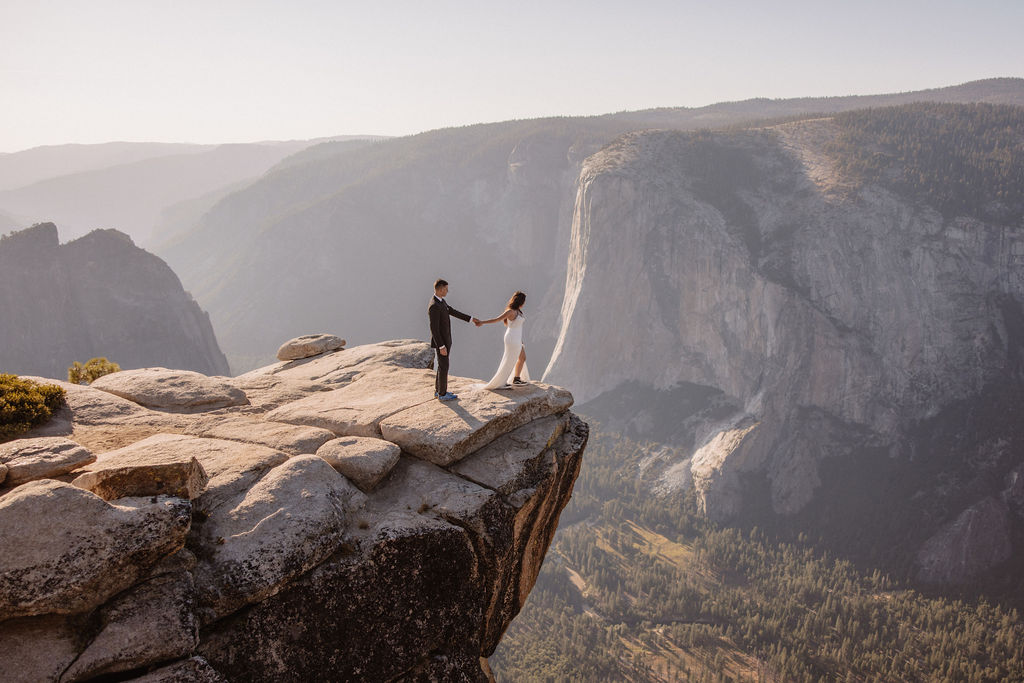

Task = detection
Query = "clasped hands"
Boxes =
[472,317,483,327]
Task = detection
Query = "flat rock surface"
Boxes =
[72,434,210,500]
[380,379,574,466]
[223,374,327,411]
[0,480,191,620]
[90,368,249,411]
[266,367,436,437]
[316,436,401,492]
[191,455,366,622]
[276,334,346,361]
[0,437,95,487]
[185,415,336,456]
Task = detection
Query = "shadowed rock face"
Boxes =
[0,223,229,378]
[0,338,587,682]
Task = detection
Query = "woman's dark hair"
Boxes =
[508,291,526,311]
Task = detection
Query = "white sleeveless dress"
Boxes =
[482,312,531,389]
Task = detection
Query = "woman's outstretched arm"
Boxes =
[475,309,514,326]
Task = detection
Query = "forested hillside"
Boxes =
[491,424,1024,682]
[827,102,1024,223]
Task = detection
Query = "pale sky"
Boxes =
[2,0,1022,153]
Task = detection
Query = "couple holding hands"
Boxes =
[428,278,530,401]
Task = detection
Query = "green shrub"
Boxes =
[68,357,120,385]
[0,374,67,442]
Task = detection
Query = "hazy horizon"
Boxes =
[3,0,1023,154]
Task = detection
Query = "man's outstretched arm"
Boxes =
[447,305,473,323]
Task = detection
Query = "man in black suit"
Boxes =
[428,278,477,401]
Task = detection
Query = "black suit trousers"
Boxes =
[435,347,450,396]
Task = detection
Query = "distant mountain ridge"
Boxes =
[0,141,209,192]
[0,136,383,245]
[606,77,1024,127]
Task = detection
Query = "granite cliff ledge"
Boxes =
[0,338,588,682]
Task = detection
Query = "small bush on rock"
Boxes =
[68,357,121,385]
[0,374,66,442]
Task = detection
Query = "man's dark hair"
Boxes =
[434,278,448,290]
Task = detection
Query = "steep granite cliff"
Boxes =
[543,112,1024,584]
[0,338,587,681]
[0,223,229,378]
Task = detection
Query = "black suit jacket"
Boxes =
[428,296,471,350]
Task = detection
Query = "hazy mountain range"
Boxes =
[0,136,382,245]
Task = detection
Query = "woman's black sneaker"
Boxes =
[513,377,527,385]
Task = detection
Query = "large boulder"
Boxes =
[71,434,210,500]
[0,437,95,487]
[0,481,191,620]
[185,436,291,515]
[90,368,249,411]
[190,455,366,623]
[315,436,401,492]
[275,334,345,361]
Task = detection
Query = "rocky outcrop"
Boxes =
[914,496,1012,585]
[0,437,95,486]
[90,368,248,411]
[0,481,191,620]
[0,223,229,378]
[0,338,586,681]
[275,334,345,361]
[71,435,210,500]
[315,436,401,491]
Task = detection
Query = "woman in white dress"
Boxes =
[476,291,530,390]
